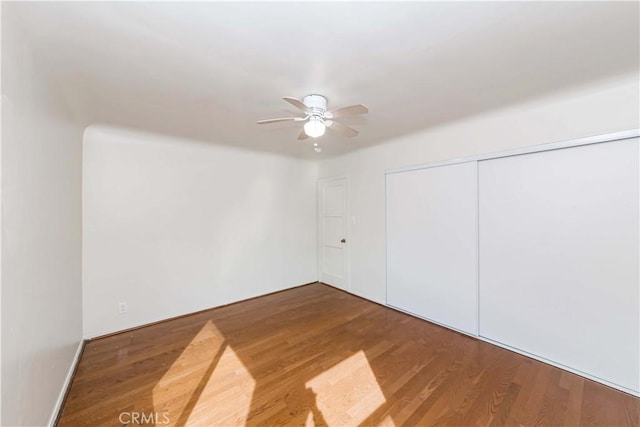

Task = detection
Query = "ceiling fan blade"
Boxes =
[257,117,305,124]
[326,120,359,138]
[282,96,310,113]
[326,104,368,119]
[297,129,309,140]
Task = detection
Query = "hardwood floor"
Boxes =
[58,283,639,426]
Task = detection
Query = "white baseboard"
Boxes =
[48,340,85,426]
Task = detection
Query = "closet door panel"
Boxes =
[478,138,639,393]
[387,162,478,335]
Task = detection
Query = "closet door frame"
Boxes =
[386,130,639,176]
[384,129,640,397]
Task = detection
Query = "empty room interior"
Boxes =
[2,1,640,426]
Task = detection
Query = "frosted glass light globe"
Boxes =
[304,117,326,138]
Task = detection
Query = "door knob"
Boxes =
[341,238,346,243]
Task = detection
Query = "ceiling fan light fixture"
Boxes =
[257,94,367,144]
[304,116,326,138]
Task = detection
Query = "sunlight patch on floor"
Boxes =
[184,344,255,425]
[152,321,255,426]
[305,411,314,427]
[378,415,397,426]
[305,350,389,426]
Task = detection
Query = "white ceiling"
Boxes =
[8,1,639,158]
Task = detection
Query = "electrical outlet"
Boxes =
[118,301,127,314]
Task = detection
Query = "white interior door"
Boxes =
[318,178,348,290]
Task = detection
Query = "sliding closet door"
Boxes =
[479,138,639,393]
[387,162,477,335]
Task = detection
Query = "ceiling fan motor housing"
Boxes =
[303,94,328,116]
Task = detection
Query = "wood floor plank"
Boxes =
[57,283,639,426]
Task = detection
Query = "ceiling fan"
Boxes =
[257,95,368,150]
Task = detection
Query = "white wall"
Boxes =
[319,75,640,303]
[83,126,318,338]
[1,5,4,423]
[1,8,83,426]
